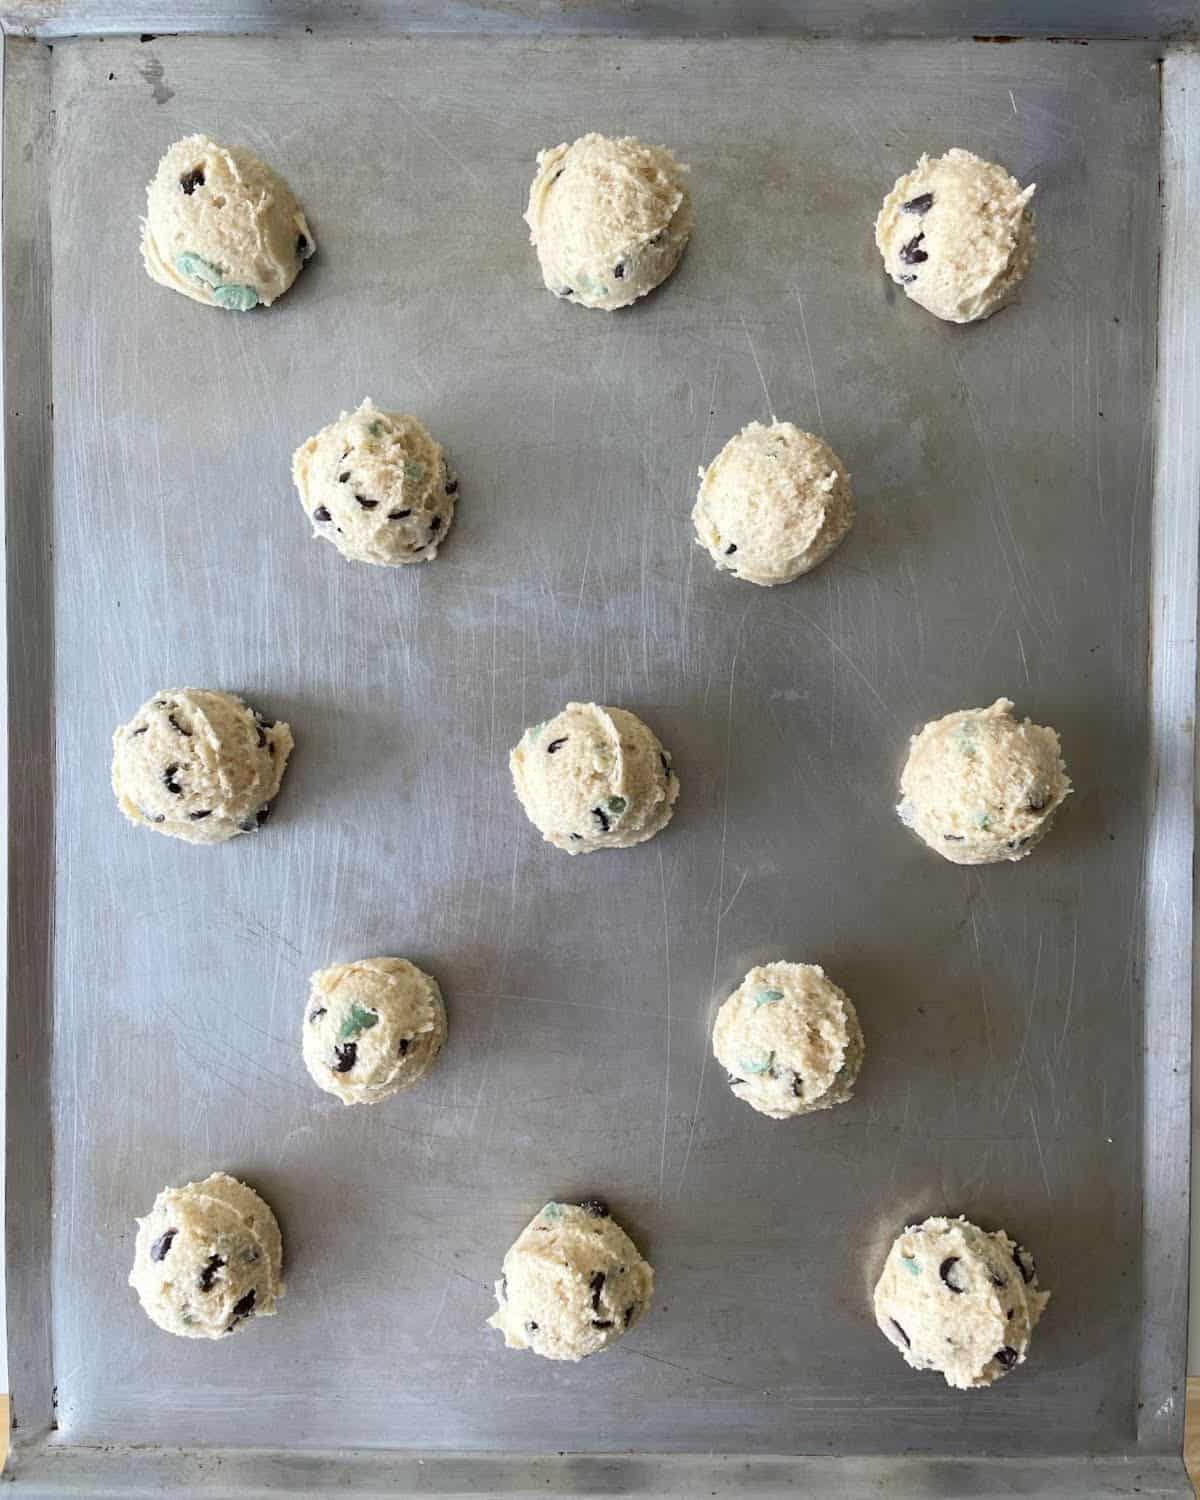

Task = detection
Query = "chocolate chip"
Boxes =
[132,726,147,736]
[660,752,672,776]
[590,1270,606,1311]
[592,806,611,834]
[547,737,568,754]
[314,506,332,523]
[570,832,583,841]
[429,515,442,532]
[1006,1307,1014,1319]
[791,1072,804,1097]
[727,1073,745,1086]
[162,764,183,795]
[1006,836,1031,850]
[889,1318,911,1348]
[613,262,625,279]
[308,1006,327,1023]
[555,287,573,298]
[990,1271,1008,1288]
[355,495,379,510]
[226,1288,256,1331]
[398,1037,410,1057]
[1012,1245,1036,1284]
[197,1254,225,1293]
[899,233,928,265]
[899,273,917,284]
[901,192,934,215]
[994,1346,1018,1369]
[551,168,565,184]
[500,1274,508,1300]
[179,166,205,194]
[188,809,212,821]
[150,1228,177,1262]
[332,1042,357,1073]
[591,1319,613,1329]
[445,478,459,495]
[256,724,268,749]
[724,542,738,555]
[338,471,351,484]
[255,804,271,826]
[1027,796,1047,813]
[525,1320,539,1332]
[167,713,190,736]
[939,1256,965,1294]
[578,1199,609,1218]
[943,833,965,842]
[388,508,412,519]
[296,232,309,256]
[624,1303,638,1325]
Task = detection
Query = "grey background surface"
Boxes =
[42,33,1158,1457]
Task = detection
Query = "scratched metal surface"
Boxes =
[39,32,1163,1460]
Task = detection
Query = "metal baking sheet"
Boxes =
[2,16,1193,1496]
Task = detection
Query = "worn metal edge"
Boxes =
[0,1442,1195,1497]
[1,31,54,1460]
[0,0,1198,43]
[1137,47,1199,1457]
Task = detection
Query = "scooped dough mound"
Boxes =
[487,1200,654,1361]
[302,957,447,1106]
[292,399,457,566]
[712,961,864,1119]
[873,1215,1049,1388]
[875,148,1036,324]
[510,702,678,854]
[129,1172,284,1339]
[692,421,853,585]
[897,698,1070,865]
[141,134,314,310]
[111,689,293,845]
[525,132,691,311]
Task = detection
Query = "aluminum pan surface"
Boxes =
[41,34,1160,1457]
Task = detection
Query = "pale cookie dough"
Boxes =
[693,421,853,586]
[875,148,1036,324]
[712,961,864,1120]
[510,702,678,854]
[130,1172,284,1339]
[525,133,691,311]
[874,1215,1049,1388]
[487,1200,654,1361]
[141,134,314,310]
[292,399,457,566]
[112,689,293,845]
[303,957,447,1106]
[898,698,1070,865]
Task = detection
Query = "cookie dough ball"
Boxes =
[141,134,314,311]
[112,689,293,845]
[129,1172,284,1339]
[510,702,678,854]
[487,1200,654,1361]
[874,1215,1049,1388]
[692,421,853,586]
[875,148,1036,324]
[898,698,1070,865]
[712,961,863,1120]
[303,957,447,1106]
[525,133,691,311]
[292,399,457,567]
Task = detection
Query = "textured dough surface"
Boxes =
[487,1200,654,1361]
[129,1172,284,1339]
[112,689,293,845]
[303,957,447,1105]
[898,698,1070,864]
[142,134,314,310]
[292,399,457,566]
[693,421,853,586]
[712,961,864,1119]
[525,133,691,311]
[510,702,678,854]
[875,148,1036,324]
[873,1215,1049,1388]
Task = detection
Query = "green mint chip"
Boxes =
[606,796,627,815]
[901,1256,921,1277]
[542,1202,563,1220]
[404,460,426,483]
[738,1052,775,1075]
[175,251,224,288]
[751,989,784,1007]
[338,1002,379,1040]
[212,282,258,312]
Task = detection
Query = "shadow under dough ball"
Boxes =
[111,688,293,845]
[129,1172,284,1339]
[692,420,854,585]
[525,132,691,311]
[487,1200,654,1361]
[712,960,864,1119]
[141,133,315,310]
[510,702,679,853]
[897,697,1070,864]
[292,398,458,566]
[303,957,447,1106]
[873,1215,1049,1388]
[875,147,1036,324]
